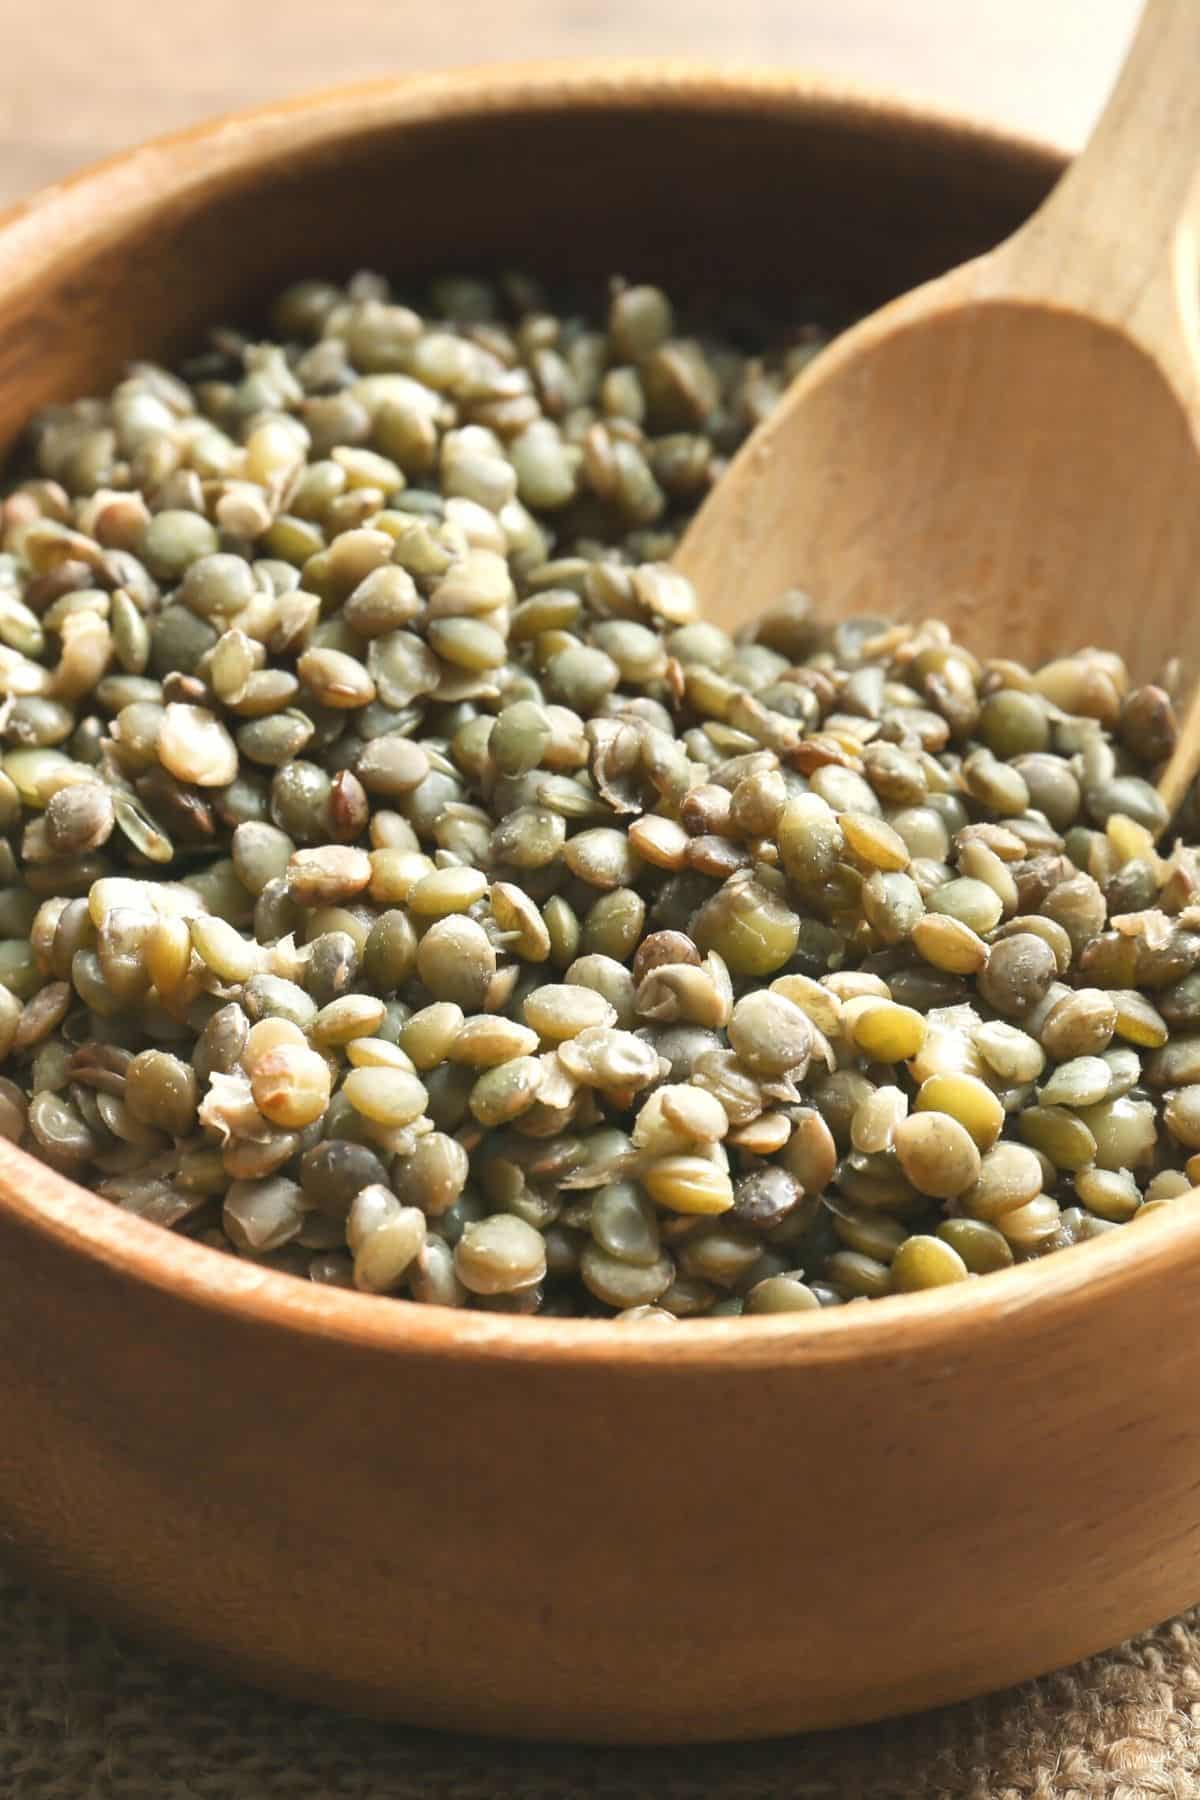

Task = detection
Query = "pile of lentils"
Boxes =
[0,268,1198,1322]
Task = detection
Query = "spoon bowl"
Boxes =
[682,298,1200,676]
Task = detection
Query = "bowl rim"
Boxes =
[5,58,1177,1372]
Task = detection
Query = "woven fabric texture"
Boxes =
[2,1568,1198,1799]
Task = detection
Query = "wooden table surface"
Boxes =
[0,0,1139,208]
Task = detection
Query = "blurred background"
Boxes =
[2,0,1139,206]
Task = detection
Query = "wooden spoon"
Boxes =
[677,0,1200,820]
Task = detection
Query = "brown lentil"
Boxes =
[0,267,1191,1323]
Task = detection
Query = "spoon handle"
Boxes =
[996,0,1200,380]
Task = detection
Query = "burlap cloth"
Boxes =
[3,1564,1198,1799]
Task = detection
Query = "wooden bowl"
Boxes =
[1,66,1195,1746]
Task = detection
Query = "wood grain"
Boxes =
[0,0,1139,206]
[1,68,1199,1742]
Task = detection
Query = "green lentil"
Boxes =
[889,1235,970,1291]
[0,267,1189,1323]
